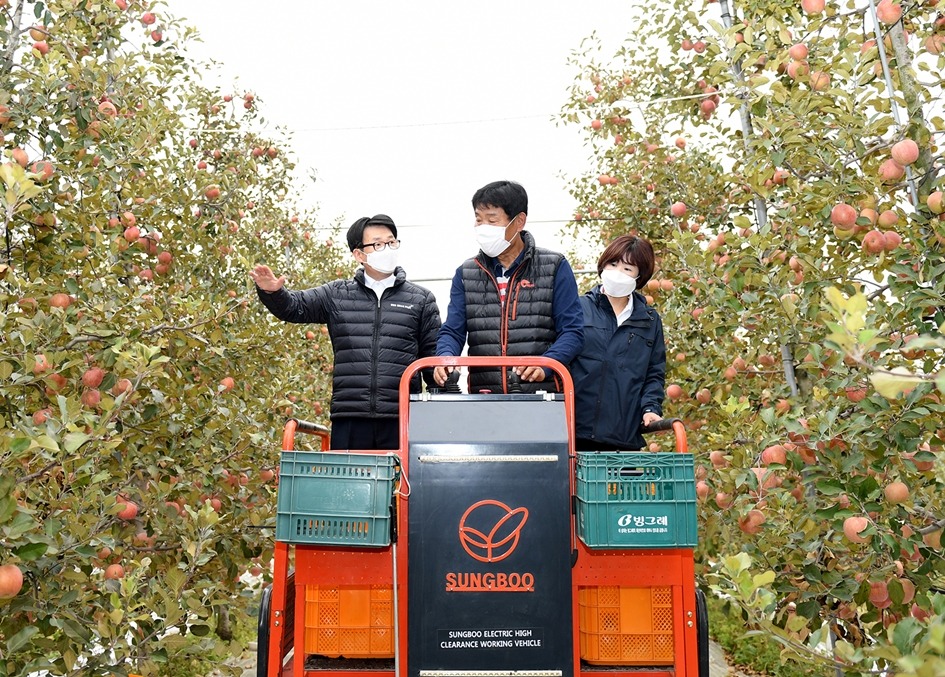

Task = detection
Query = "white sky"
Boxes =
[160,0,636,307]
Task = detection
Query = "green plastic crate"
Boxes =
[275,451,398,546]
[575,452,697,549]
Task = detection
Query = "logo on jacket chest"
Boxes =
[389,302,414,310]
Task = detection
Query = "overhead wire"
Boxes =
[190,89,724,135]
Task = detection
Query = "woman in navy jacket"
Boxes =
[571,235,666,451]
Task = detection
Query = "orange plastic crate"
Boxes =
[578,586,674,665]
[303,585,394,658]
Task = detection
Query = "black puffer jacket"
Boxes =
[256,267,441,419]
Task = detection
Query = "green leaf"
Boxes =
[796,599,820,619]
[891,617,922,655]
[0,494,15,524]
[165,567,187,595]
[13,541,48,561]
[63,432,90,453]
[753,570,776,587]
[3,511,38,539]
[32,434,60,452]
[7,625,39,653]
[189,623,211,637]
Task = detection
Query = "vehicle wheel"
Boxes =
[696,588,709,677]
[257,583,272,677]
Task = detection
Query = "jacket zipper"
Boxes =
[369,284,387,417]
[475,260,510,393]
[592,294,618,440]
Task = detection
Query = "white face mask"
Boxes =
[365,247,398,274]
[600,268,637,298]
[475,223,511,257]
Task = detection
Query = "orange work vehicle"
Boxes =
[257,356,709,677]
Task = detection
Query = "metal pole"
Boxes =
[866,0,920,207]
[719,0,798,396]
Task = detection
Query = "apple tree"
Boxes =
[563,0,945,672]
[1,1,348,674]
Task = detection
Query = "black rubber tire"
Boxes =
[696,588,710,677]
[257,583,272,677]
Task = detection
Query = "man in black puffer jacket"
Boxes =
[251,214,441,450]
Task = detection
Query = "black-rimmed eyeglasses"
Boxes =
[359,240,401,252]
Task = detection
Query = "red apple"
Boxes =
[738,509,766,534]
[830,203,857,229]
[30,160,54,182]
[878,158,904,182]
[709,450,728,468]
[891,139,919,166]
[81,389,101,408]
[876,0,902,24]
[761,444,787,465]
[111,378,133,396]
[81,367,105,389]
[884,481,910,504]
[862,229,886,254]
[788,43,809,60]
[11,147,28,167]
[883,231,902,251]
[0,564,24,599]
[845,386,868,402]
[787,60,810,79]
[801,0,825,14]
[869,580,891,608]
[104,563,125,580]
[878,209,899,227]
[116,499,138,521]
[696,480,710,500]
[927,191,943,215]
[927,35,945,55]
[49,292,72,308]
[843,515,871,544]
[809,71,830,91]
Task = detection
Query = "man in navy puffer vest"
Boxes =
[434,181,583,394]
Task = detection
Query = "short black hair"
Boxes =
[346,214,397,251]
[471,180,528,220]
